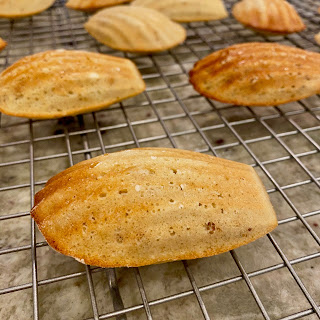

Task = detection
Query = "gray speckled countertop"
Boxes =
[1,0,320,319]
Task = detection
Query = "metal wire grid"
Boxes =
[0,0,320,319]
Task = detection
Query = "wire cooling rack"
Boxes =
[0,0,320,319]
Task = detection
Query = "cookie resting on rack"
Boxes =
[84,6,186,52]
[66,0,133,12]
[0,50,145,119]
[31,147,278,268]
[0,0,55,18]
[189,42,320,106]
[131,0,228,22]
[0,38,6,51]
[232,0,305,34]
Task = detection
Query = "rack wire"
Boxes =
[0,0,320,319]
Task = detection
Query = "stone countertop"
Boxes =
[0,0,320,319]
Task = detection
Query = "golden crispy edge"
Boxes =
[66,0,133,12]
[84,22,187,53]
[0,89,145,119]
[0,50,146,119]
[31,147,278,267]
[0,0,55,18]
[45,154,107,187]
[39,220,278,268]
[189,43,319,106]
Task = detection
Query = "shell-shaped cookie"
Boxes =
[84,6,186,52]
[0,0,55,18]
[0,50,145,119]
[131,0,228,22]
[31,147,278,268]
[66,0,133,12]
[189,42,320,106]
[0,38,6,51]
[232,0,305,34]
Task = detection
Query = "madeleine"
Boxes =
[190,42,320,106]
[0,50,145,119]
[131,0,228,22]
[0,0,55,18]
[66,0,133,12]
[85,6,186,52]
[31,148,277,268]
[232,0,305,34]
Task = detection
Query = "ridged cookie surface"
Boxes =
[189,42,320,106]
[84,6,186,52]
[131,0,228,22]
[0,0,55,18]
[0,38,6,51]
[31,148,278,268]
[232,0,305,34]
[66,0,133,12]
[0,50,145,119]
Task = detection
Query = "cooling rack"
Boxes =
[0,0,320,319]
